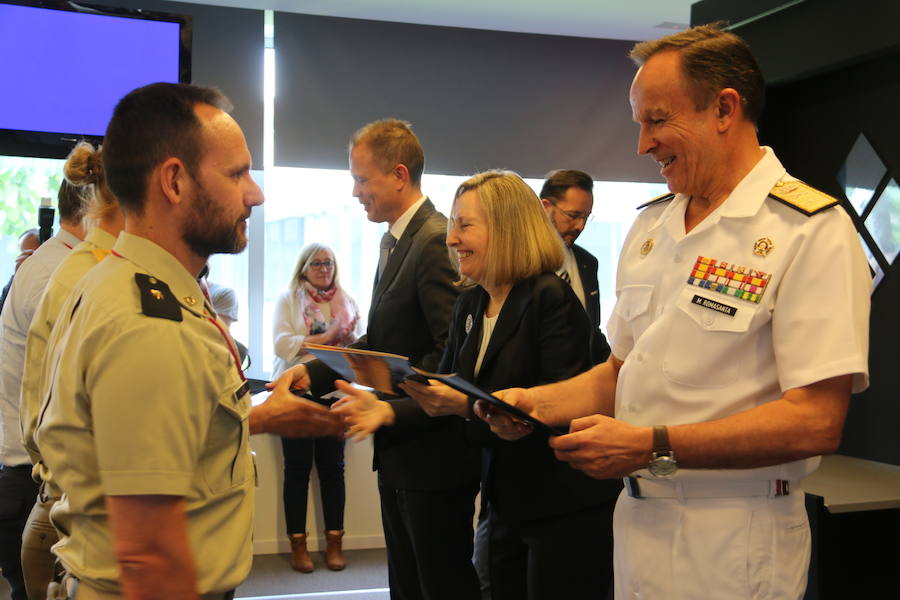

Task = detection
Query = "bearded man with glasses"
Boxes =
[540,169,611,365]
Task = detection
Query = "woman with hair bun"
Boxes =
[20,141,126,599]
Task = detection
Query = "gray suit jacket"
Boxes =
[307,199,479,490]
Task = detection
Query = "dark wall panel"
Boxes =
[274,12,662,182]
[100,0,264,163]
[693,0,900,85]
[761,51,900,465]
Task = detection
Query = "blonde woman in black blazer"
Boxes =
[335,170,617,600]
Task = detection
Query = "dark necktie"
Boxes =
[377,231,397,283]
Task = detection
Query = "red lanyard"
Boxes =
[206,311,246,382]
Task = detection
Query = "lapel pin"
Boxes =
[640,239,654,257]
[465,314,473,334]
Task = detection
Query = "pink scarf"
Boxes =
[297,281,358,347]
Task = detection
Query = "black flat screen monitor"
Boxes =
[0,1,191,158]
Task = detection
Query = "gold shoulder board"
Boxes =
[636,192,675,210]
[768,180,839,216]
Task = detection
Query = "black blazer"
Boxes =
[307,199,480,491]
[572,244,611,364]
[442,272,622,523]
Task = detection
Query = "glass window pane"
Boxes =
[847,186,876,215]
[844,133,886,215]
[261,167,383,377]
[0,155,65,284]
[257,165,669,378]
[864,178,900,265]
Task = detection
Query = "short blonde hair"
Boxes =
[349,119,425,185]
[289,243,340,294]
[451,170,565,288]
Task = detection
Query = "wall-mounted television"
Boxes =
[0,0,191,158]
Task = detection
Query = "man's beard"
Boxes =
[183,183,249,257]
[550,211,579,247]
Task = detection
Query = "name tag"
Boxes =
[234,381,250,404]
[691,294,737,317]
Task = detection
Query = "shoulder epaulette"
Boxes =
[636,192,675,210]
[767,180,839,216]
[134,273,183,322]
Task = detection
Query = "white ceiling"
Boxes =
[173,0,695,41]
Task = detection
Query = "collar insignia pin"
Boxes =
[184,296,197,306]
[640,239,654,257]
[465,314,473,334]
[753,237,774,257]
[150,289,163,301]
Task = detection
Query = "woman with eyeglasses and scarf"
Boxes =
[273,243,362,573]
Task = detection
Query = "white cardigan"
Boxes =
[271,289,363,376]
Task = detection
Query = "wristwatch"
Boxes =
[648,425,678,478]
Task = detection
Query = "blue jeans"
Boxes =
[280,436,345,533]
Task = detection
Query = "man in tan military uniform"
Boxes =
[35,83,342,600]
[19,149,123,599]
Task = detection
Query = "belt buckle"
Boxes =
[774,480,790,497]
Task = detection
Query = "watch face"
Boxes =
[649,455,677,478]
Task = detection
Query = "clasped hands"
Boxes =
[262,366,650,479]
[331,378,472,441]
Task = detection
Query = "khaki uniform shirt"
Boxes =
[21,227,118,491]
[35,232,254,594]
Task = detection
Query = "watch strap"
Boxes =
[652,425,671,456]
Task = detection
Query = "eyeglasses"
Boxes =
[548,199,593,224]
[309,260,334,270]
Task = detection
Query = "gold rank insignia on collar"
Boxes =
[636,192,675,210]
[640,238,654,257]
[91,248,112,262]
[134,273,183,322]
[768,180,839,216]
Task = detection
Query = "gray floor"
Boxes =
[236,549,389,600]
[0,549,389,600]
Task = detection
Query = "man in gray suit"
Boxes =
[299,119,481,600]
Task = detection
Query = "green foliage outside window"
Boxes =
[0,157,64,241]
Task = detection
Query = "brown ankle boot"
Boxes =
[324,530,346,571]
[290,533,314,573]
